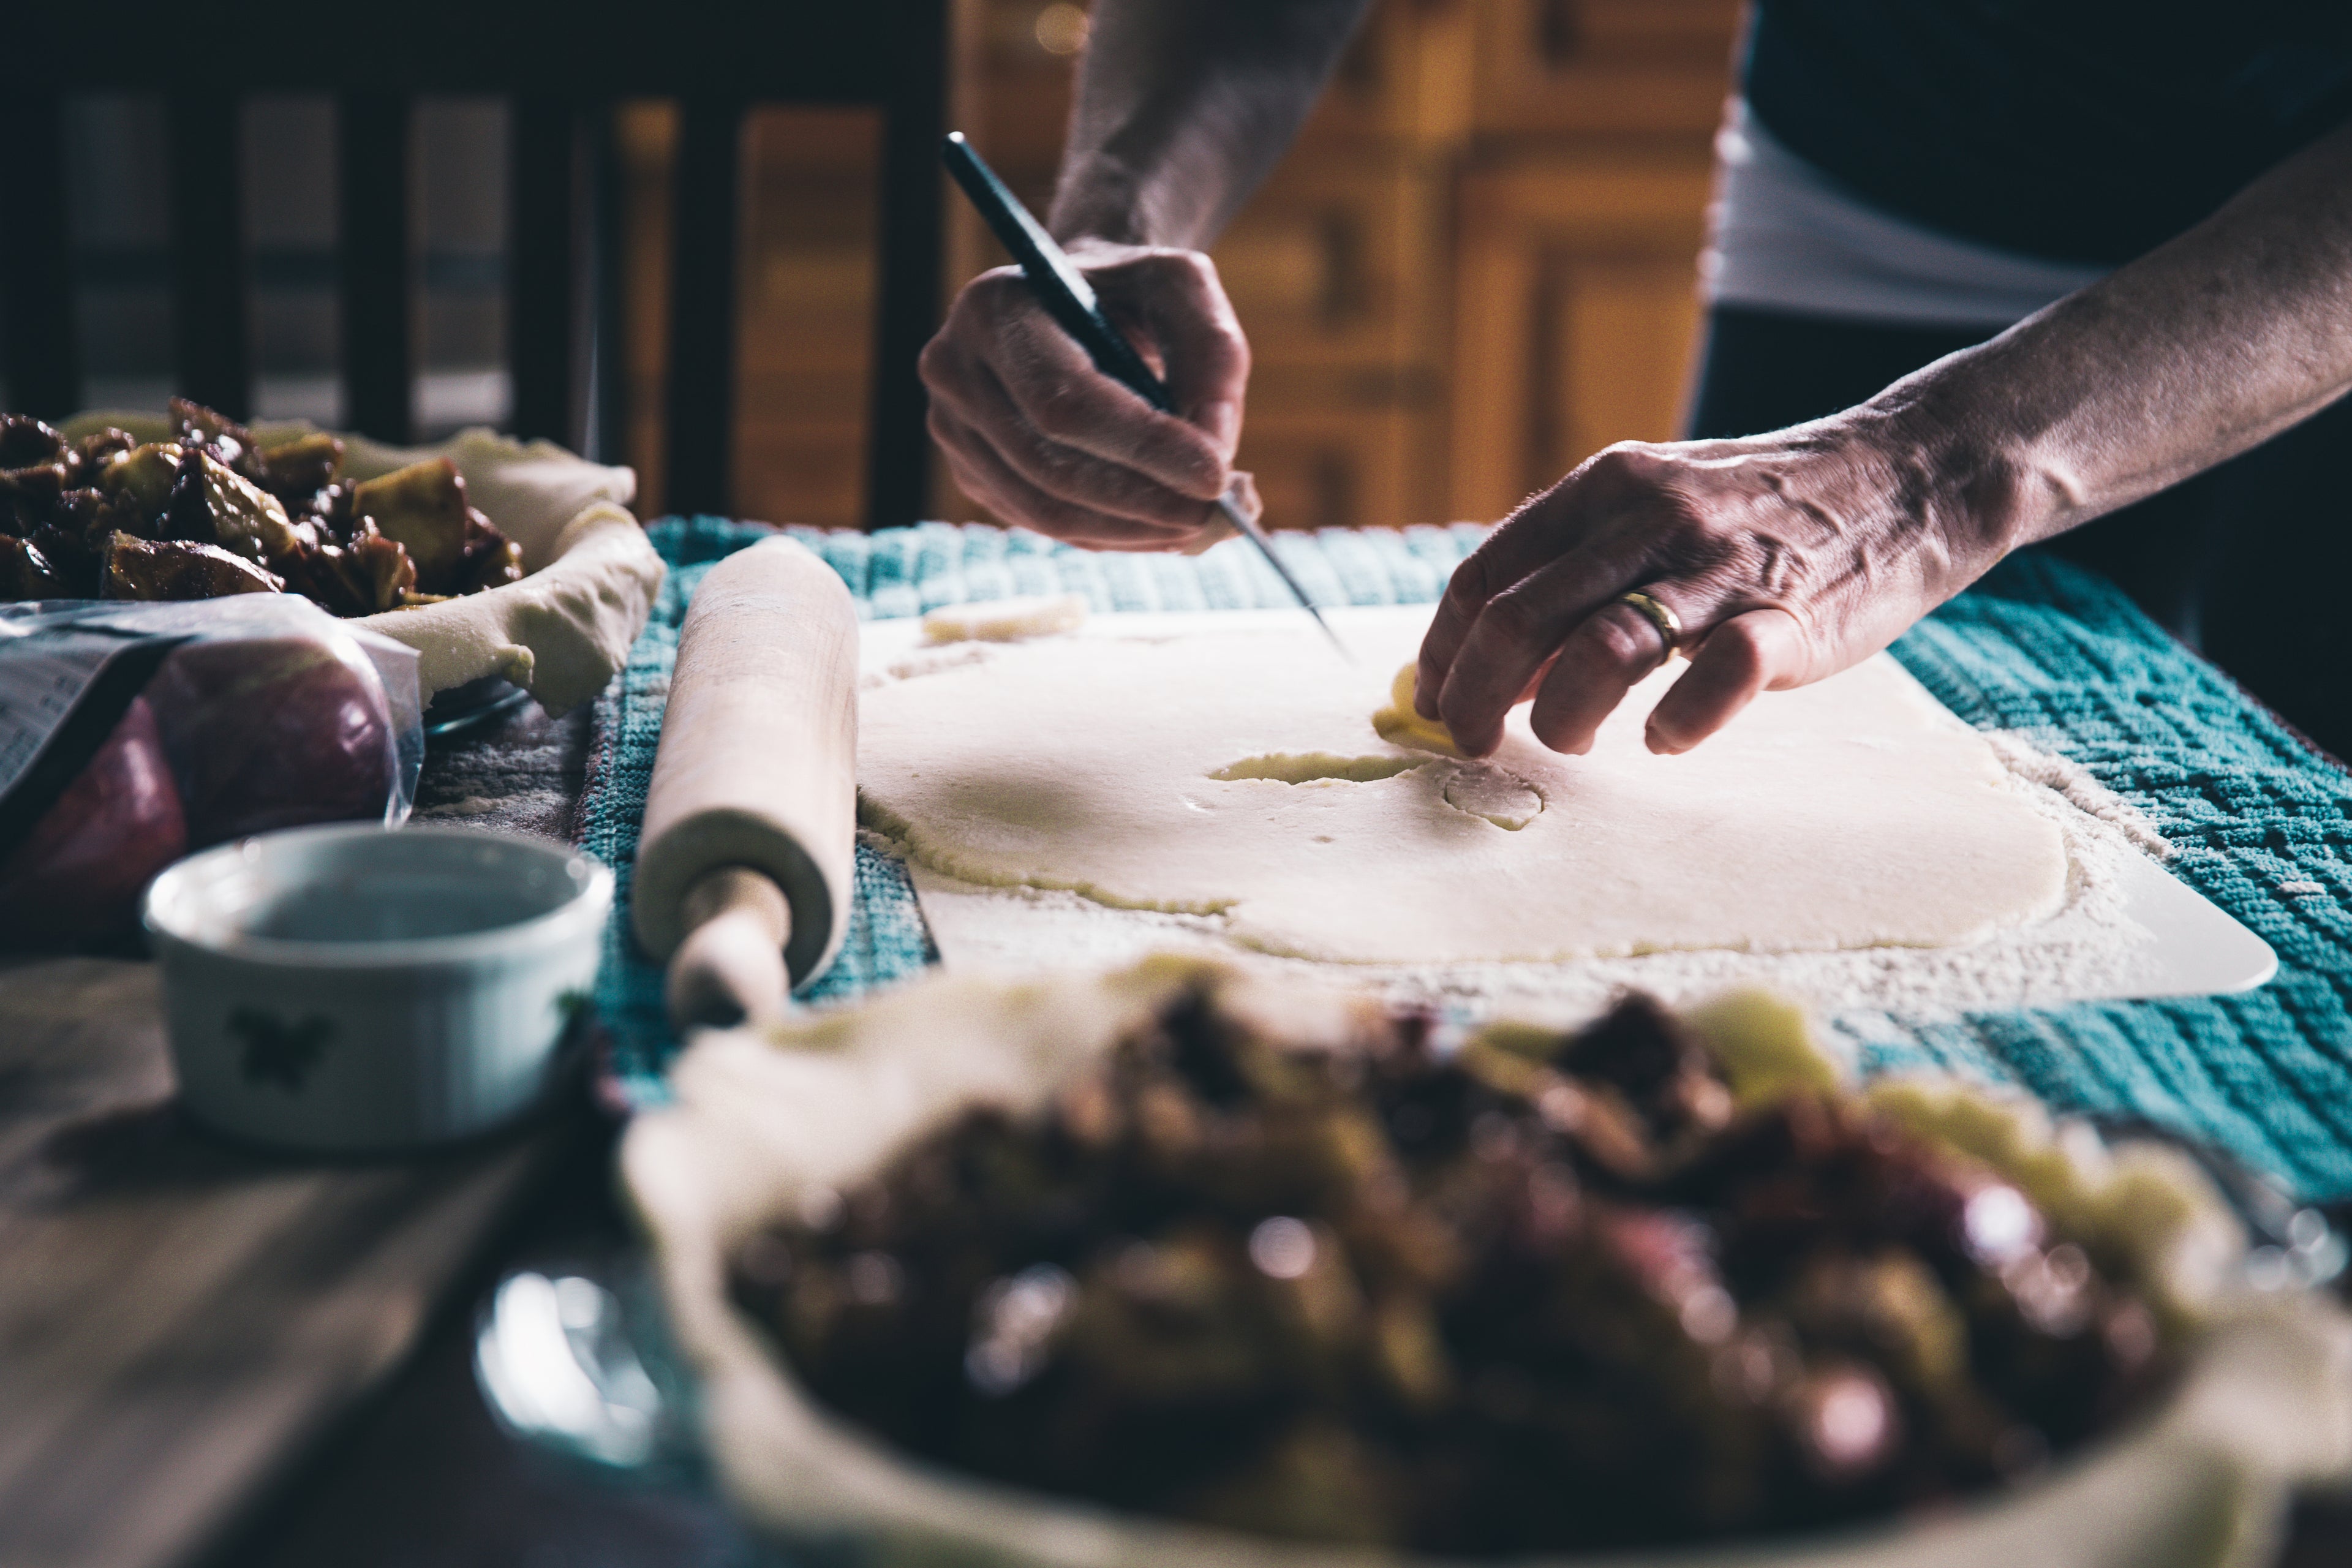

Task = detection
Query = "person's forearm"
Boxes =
[1049,0,1374,250]
[1866,121,2352,557]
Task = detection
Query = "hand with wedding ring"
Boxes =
[1413,415,2011,758]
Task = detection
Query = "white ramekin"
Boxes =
[144,823,612,1153]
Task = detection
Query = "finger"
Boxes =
[1416,518,1556,720]
[930,407,1205,551]
[1174,470,1253,556]
[927,323,1210,530]
[1429,547,1656,756]
[930,405,1180,547]
[1127,254,1249,453]
[937,354,1226,530]
[984,292,1234,500]
[1643,607,1807,754]
[1414,450,1654,715]
[1522,600,1676,755]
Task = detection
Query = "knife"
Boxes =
[941,132,1350,660]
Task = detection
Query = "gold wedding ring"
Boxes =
[1616,590,1684,656]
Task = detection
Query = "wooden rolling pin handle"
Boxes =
[666,865,793,1031]
[631,537,859,1014]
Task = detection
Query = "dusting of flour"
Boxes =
[873,728,2171,1031]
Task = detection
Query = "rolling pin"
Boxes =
[631,537,859,1031]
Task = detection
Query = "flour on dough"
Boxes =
[856,608,2068,965]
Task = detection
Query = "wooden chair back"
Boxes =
[2,0,946,527]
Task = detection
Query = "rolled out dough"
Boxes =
[856,608,2068,965]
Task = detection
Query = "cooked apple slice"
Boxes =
[102,533,282,600]
[353,458,474,594]
[259,431,345,501]
[0,536,66,598]
[166,451,301,565]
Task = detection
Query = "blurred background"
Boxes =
[30,0,1739,531]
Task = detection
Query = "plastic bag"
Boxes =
[0,596,422,948]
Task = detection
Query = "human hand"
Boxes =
[1414,417,2010,757]
[919,239,1251,552]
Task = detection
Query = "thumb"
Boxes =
[1177,470,1254,556]
[1643,607,1806,753]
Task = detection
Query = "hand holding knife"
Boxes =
[941,132,1351,660]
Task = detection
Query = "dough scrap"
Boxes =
[1211,753,1424,785]
[361,504,663,712]
[856,608,2069,965]
[348,430,663,710]
[923,593,1088,644]
[1371,660,1464,756]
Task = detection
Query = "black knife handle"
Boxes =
[942,132,1177,415]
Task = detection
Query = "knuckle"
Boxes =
[1439,555,1495,614]
[1177,252,1227,304]
[916,334,955,384]
[1146,248,1216,286]
[1581,442,1657,489]
[1526,695,1593,754]
[1654,517,1743,582]
[1026,383,1092,440]
[952,271,1023,328]
[1635,476,1711,531]
[1573,610,1657,674]
[1439,540,1514,611]
[1708,619,1772,684]
[1479,587,1547,647]
[1222,328,1253,376]
[1499,487,1554,529]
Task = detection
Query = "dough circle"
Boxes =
[856,608,2067,965]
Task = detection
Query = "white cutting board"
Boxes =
[858,605,2275,1012]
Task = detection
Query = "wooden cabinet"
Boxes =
[733,110,883,531]
[1448,155,1713,522]
[643,0,1741,530]
[1471,0,1744,138]
[1449,0,1735,518]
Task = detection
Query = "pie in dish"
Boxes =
[625,959,2352,1568]
[5,404,663,710]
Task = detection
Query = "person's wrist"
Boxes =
[1849,396,2039,586]
[1047,151,1161,249]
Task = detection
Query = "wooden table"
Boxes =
[7,701,2351,1568]
[0,704,601,1568]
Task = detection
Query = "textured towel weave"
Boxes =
[577,519,1485,1110]
[581,521,2352,1199]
